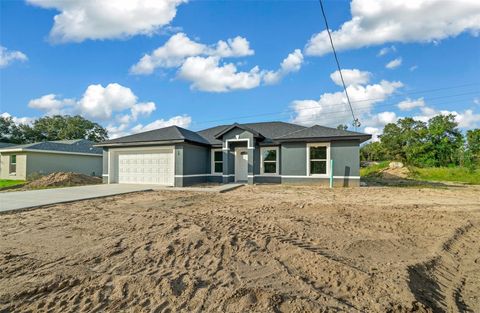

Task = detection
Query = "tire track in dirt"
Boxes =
[408,221,480,312]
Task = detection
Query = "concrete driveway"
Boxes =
[0,184,158,213]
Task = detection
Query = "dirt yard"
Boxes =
[1,185,479,312]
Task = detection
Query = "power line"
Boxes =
[318,0,360,129]
[189,86,479,127]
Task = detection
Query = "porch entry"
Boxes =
[235,147,248,182]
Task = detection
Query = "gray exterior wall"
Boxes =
[331,140,360,177]
[26,152,102,178]
[175,143,209,187]
[281,142,307,176]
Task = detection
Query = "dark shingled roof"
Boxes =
[99,125,211,146]
[275,125,371,142]
[0,142,16,149]
[97,121,371,147]
[0,139,102,154]
[198,121,306,145]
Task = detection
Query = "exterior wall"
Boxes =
[281,142,307,176]
[331,140,360,179]
[0,152,27,180]
[26,152,102,179]
[175,143,209,187]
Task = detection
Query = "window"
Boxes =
[9,155,17,174]
[308,143,329,176]
[261,147,279,175]
[212,149,223,173]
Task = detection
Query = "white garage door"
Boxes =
[117,150,174,185]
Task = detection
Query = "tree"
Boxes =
[360,141,387,161]
[336,124,348,131]
[30,115,108,142]
[466,129,480,166]
[426,114,463,166]
[0,116,25,143]
[0,115,108,144]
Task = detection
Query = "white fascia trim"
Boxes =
[102,174,109,177]
[224,138,254,149]
[0,148,101,157]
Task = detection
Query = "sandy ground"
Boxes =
[1,184,479,313]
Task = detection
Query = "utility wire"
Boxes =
[189,86,479,127]
[318,0,360,129]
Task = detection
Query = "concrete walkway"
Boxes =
[0,183,244,213]
[0,184,157,213]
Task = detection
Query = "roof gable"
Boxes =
[214,123,264,139]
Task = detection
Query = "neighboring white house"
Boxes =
[0,139,102,180]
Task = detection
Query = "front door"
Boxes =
[235,148,248,182]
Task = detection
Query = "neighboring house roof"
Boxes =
[98,125,211,146]
[0,142,16,149]
[96,121,371,147]
[0,139,102,155]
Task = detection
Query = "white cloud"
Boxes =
[178,56,262,92]
[329,69,371,86]
[364,126,382,142]
[474,97,480,105]
[0,112,35,125]
[214,36,254,58]
[385,57,402,69]
[377,45,396,56]
[0,46,28,68]
[130,33,254,75]
[27,0,186,43]
[305,0,480,56]
[28,83,193,139]
[414,106,480,128]
[409,65,418,72]
[131,115,192,134]
[291,70,402,126]
[28,94,75,115]
[264,49,304,85]
[397,97,425,111]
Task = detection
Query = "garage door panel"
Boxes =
[117,150,174,186]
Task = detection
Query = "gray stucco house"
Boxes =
[96,121,371,187]
[0,139,102,180]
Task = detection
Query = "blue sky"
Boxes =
[1,0,479,139]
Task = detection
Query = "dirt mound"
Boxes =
[379,166,410,179]
[26,172,101,188]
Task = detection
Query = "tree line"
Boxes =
[0,115,108,144]
[360,114,480,169]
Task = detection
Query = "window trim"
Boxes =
[211,148,223,174]
[260,146,279,176]
[9,154,17,175]
[306,142,330,177]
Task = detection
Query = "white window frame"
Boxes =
[211,148,223,174]
[306,142,330,177]
[260,146,279,176]
[9,154,17,175]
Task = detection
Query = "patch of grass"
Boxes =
[360,161,389,177]
[0,179,26,189]
[410,167,480,185]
